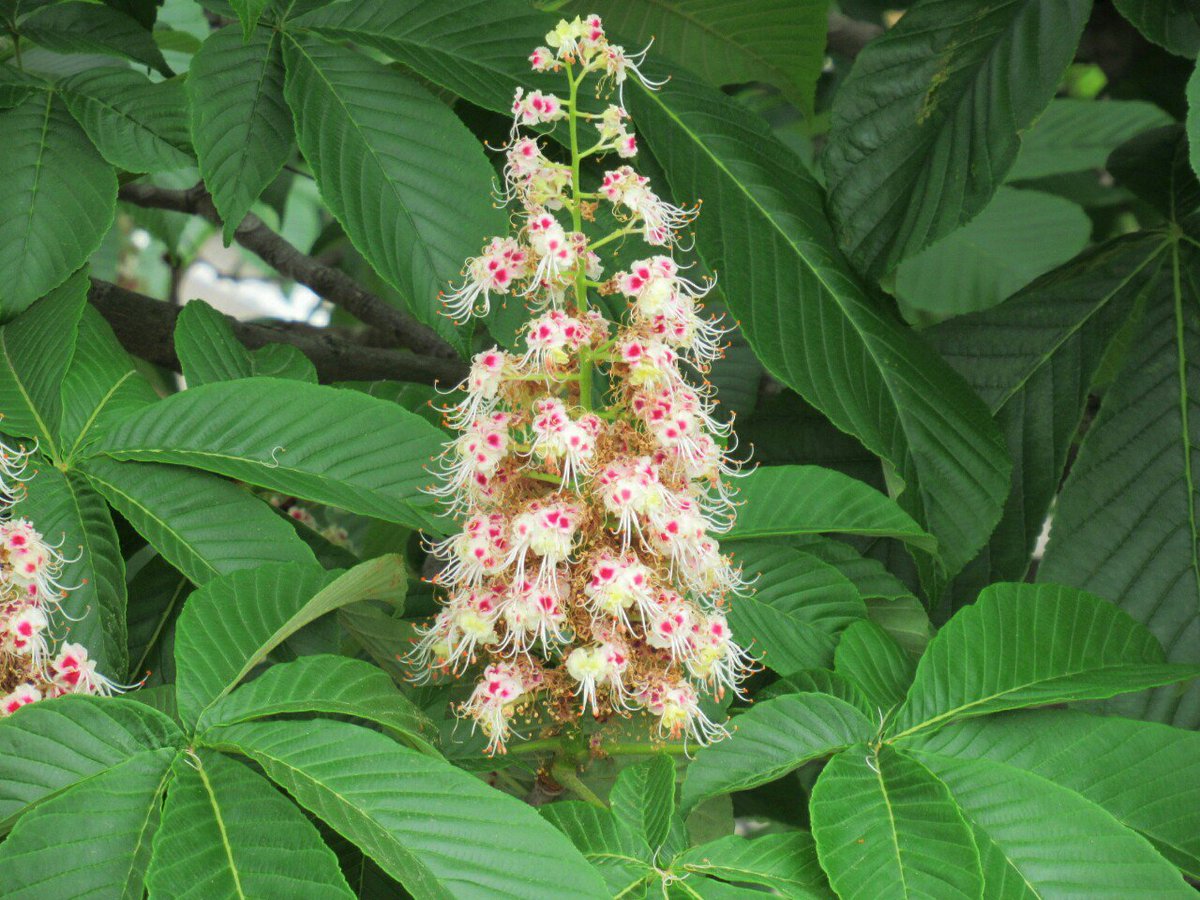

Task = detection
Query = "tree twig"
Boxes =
[88,278,469,387]
[117,181,459,361]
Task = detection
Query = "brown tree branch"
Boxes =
[88,278,469,387]
[827,12,883,59]
[117,181,460,361]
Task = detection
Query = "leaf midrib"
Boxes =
[1169,240,1200,629]
[889,660,1187,742]
[0,326,59,460]
[194,753,248,900]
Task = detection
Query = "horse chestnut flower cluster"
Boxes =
[413,15,754,754]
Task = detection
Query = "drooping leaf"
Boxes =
[895,186,1092,318]
[147,749,353,899]
[725,543,865,674]
[281,32,504,350]
[929,234,1165,598]
[1039,238,1200,728]
[81,456,318,586]
[834,619,914,713]
[680,693,874,811]
[0,748,174,899]
[205,718,610,898]
[18,1,171,75]
[727,466,936,554]
[173,556,403,727]
[563,0,829,116]
[822,0,1091,276]
[59,67,192,172]
[14,466,127,673]
[810,745,983,900]
[610,754,677,856]
[1113,0,1200,56]
[58,303,158,462]
[188,25,292,243]
[97,378,448,531]
[0,95,115,318]
[904,709,1200,877]
[889,582,1200,741]
[0,695,182,826]
[540,801,655,897]
[199,654,439,756]
[904,749,1194,897]
[0,269,86,448]
[673,832,833,899]
[1010,97,1172,181]
[124,553,189,686]
[628,71,1009,579]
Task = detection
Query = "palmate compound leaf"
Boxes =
[809,745,983,900]
[294,0,1012,579]
[14,466,128,674]
[0,94,115,319]
[172,556,404,728]
[96,378,449,532]
[887,582,1200,741]
[203,718,610,899]
[928,234,1167,600]
[199,654,440,757]
[902,748,1194,897]
[901,709,1200,877]
[724,542,866,675]
[0,747,176,899]
[281,31,506,351]
[81,456,318,586]
[821,0,1091,278]
[147,748,353,899]
[680,693,875,812]
[0,695,182,828]
[1039,238,1200,728]
[0,269,87,447]
[188,24,292,243]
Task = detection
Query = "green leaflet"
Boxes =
[0,96,115,318]
[188,25,292,243]
[822,0,1090,276]
[204,718,610,898]
[81,456,319,586]
[888,582,1200,740]
[58,67,193,173]
[97,378,449,532]
[281,31,504,354]
[147,749,353,899]
[14,466,128,673]
[172,556,403,726]
[810,746,983,899]
[1039,238,1200,728]
[0,748,175,899]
